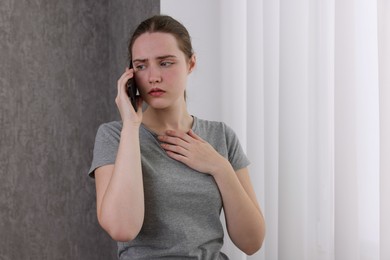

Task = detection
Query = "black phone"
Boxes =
[126,62,138,111]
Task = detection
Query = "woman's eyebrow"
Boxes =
[133,55,177,63]
[156,55,177,60]
[132,58,147,63]
[132,55,178,65]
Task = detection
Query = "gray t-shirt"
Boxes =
[88,116,250,260]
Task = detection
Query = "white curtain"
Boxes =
[220,0,390,260]
[161,0,389,259]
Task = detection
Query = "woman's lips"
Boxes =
[148,88,166,97]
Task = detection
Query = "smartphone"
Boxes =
[126,62,138,111]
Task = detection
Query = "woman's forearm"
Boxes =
[212,163,265,255]
[98,123,144,241]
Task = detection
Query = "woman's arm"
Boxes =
[158,129,265,255]
[95,124,144,242]
[213,165,265,255]
[94,68,144,242]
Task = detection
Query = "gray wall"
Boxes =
[0,1,159,259]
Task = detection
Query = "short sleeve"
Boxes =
[88,122,121,178]
[223,123,251,171]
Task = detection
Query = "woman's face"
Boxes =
[131,32,195,110]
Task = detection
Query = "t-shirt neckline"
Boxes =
[140,115,197,137]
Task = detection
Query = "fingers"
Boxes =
[119,67,134,84]
[164,150,188,164]
[160,142,189,157]
[158,129,218,174]
[117,68,135,96]
[116,68,136,108]
[115,68,143,122]
[158,131,191,150]
[158,129,205,146]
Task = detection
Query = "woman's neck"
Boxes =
[142,106,193,135]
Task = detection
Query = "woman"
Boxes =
[89,15,265,259]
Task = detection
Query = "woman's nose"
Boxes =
[148,65,162,84]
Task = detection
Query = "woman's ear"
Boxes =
[188,54,196,73]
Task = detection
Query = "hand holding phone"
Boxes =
[126,62,138,111]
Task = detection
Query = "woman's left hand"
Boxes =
[158,130,228,175]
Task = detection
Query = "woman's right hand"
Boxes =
[115,68,143,125]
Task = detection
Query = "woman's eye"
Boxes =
[135,64,146,70]
[161,61,173,67]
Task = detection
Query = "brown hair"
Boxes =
[128,15,194,62]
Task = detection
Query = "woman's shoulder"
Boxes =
[95,120,123,140]
[194,116,232,133]
[193,116,234,138]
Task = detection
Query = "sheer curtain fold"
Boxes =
[262,1,280,260]
[378,1,390,260]
[335,1,381,259]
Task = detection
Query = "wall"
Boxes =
[0,1,159,259]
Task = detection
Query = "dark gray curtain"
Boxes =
[0,1,159,259]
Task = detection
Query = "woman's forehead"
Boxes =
[132,32,182,59]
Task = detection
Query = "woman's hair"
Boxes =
[128,15,194,62]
